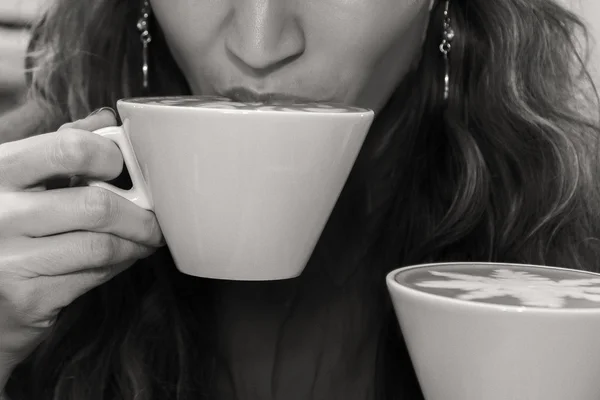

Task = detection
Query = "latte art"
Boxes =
[124,96,367,113]
[396,264,600,309]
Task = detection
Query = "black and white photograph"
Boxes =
[1,1,600,399]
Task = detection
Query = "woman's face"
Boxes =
[149,0,435,112]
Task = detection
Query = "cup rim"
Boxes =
[386,262,600,314]
[117,96,374,116]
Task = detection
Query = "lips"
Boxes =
[219,86,329,104]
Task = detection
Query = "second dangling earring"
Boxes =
[137,0,152,92]
[439,0,454,103]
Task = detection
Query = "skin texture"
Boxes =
[150,0,435,112]
[0,109,163,372]
[147,0,435,398]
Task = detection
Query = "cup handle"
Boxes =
[88,126,153,210]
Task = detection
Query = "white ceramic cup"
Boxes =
[89,96,374,280]
[386,262,600,400]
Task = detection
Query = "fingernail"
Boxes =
[89,106,117,118]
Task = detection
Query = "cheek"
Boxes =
[307,0,430,67]
[303,0,433,107]
[149,0,224,68]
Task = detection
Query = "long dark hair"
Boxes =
[4,0,600,399]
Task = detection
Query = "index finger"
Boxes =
[0,110,123,190]
[58,107,118,132]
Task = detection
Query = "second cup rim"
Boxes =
[386,262,600,314]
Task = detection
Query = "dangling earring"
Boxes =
[439,0,454,102]
[137,0,152,91]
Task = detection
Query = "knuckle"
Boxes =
[84,233,121,267]
[51,129,92,171]
[81,187,118,228]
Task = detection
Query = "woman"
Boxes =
[1,0,600,399]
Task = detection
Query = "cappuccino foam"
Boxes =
[395,264,600,309]
[124,96,368,113]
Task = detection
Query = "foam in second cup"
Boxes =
[395,263,600,309]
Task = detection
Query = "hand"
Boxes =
[0,109,164,368]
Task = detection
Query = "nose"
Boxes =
[225,0,305,74]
